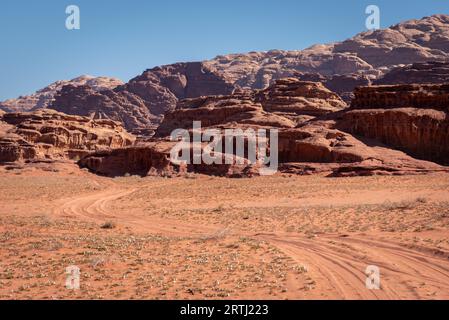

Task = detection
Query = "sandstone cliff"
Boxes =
[351,84,449,111]
[0,109,135,163]
[338,84,449,165]
[76,78,447,178]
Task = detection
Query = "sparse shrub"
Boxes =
[100,221,116,229]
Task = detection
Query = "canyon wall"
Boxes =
[340,84,449,165]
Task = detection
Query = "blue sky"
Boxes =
[0,0,447,100]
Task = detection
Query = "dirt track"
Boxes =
[51,178,449,300]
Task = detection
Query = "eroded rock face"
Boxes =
[0,109,135,163]
[148,78,449,176]
[351,84,449,111]
[256,78,347,117]
[79,117,447,178]
[274,116,447,176]
[45,62,236,133]
[337,108,449,165]
[78,142,176,177]
[50,85,157,134]
[156,96,295,138]
[339,84,449,165]
[156,79,346,137]
[0,75,123,113]
[123,62,236,116]
[375,61,449,85]
[78,141,264,178]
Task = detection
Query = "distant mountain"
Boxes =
[2,14,448,132]
[0,75,123,113]
[206,14,449,88]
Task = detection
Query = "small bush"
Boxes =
[100,221,116,229]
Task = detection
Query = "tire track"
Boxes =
[53,184,449,300]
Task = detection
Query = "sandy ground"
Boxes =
[0,163,449,300]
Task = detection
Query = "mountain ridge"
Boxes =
[1,14,448,132]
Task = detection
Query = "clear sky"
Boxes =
[0,0,447,100]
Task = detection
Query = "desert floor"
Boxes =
[0,163,449,300]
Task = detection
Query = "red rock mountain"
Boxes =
[0,75,123,113]
[2,15,448,132]
[79,79,449,178]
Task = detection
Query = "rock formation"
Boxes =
[255,78,347,117]
[338,108,449,165]
[2,15,449,133]
[375,61,449,85]
[156,78,347,137]
[337,84,449,165]
[79,114,447,178]
[0,75,123,113]
[44,62,236,133]
[206,15,449,88]
[351,84,449,111]
[122,62,235,116]
[78,140,263,178]
[78,142,176,177]
[50,85,157,134]
[0,109,135,163]
[113,78,447,178]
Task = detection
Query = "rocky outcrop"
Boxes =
[50,85,157,134]
[277,122,446,176]
[375,61,449,85]
[337,108,449,165]
[156,79,346,137]
[338,84,449,165]
[78,141,263,178]
[0,75,123,113]
[45,62,236,133]
[0,109,135,163]
[79,117,448,178]
[351,84,449,111]
[78,142,176,177]
[148,77,449,177]
[156,97,295,138]
[255,78,347,117]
